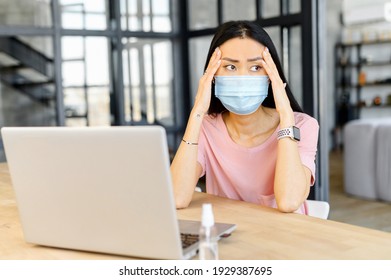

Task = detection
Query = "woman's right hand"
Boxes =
[193,47,221,115]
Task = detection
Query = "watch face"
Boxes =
[293,126,301,141]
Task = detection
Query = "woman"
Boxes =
[170,20,319,214]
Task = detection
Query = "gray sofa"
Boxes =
[344,119,391,202]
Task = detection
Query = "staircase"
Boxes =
[0,36,54,106]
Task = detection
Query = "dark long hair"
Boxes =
[205,20,303,114]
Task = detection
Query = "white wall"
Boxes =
[343,0,390,10]
[0,0,51,27]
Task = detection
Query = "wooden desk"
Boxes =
[1,163,391,259]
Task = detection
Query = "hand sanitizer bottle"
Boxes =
[199,203,218,260]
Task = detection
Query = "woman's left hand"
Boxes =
[260,47,294,125]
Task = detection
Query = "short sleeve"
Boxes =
[297,115,319,186]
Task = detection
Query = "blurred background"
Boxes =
[0,0,390,232]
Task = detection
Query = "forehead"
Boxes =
[219,37,264,56]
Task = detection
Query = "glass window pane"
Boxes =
[143,17,152,32]
[85,14,107,30]
[83,0,106,12]
[65,85,111,127]
[152,17,171,32]
[62,37,84,60]
[62,61,85,86]
[122,43,141,122]
[189,36,213,106]
[62,36,109,86]
[120,0,172,32]
[152,0,171,32]
[262,0,280,18]
[289,27,303,107]
[122,38,173,125]
[0,0,52,27]
[88,86,110,126]
[62,10,84,29]
[290,0,301,14]
[264,26,281,59]
[152,0,169,15]
[85,37,109,85]
[188,0,218,30]
[62,36,110,127]
[64,87,87,123]
[153,41,173,124]
[223,0,256,22]
[121,0,141,31]
[61,0,107,30]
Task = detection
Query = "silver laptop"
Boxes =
[1,126,236,259]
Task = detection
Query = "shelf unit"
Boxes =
[335,39,391,126]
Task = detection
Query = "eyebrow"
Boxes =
[221,56,263,62]
[247,56,263,62]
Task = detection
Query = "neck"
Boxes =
[223,106,279,139]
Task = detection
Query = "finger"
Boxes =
[262,47,278,73]
[205,48,220,72]
[204,47,220,75]
[261,55,283,87]
[202,48,221,82]
[260,58,276,81]
[203,60,221,85]
[260,56,286,99]
[209,57,221,77]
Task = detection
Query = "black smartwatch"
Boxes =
[277,126,300,141]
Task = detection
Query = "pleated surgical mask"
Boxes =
[214,75,269,115]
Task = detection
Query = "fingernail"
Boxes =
[283,83,287,88]
[264,47,269,53]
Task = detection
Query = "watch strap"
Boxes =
[277,126,300,141]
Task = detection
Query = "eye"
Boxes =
[250,65,262,72]
[224,64,236,71]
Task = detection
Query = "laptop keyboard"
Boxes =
[180,233,199,249]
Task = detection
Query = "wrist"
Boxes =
[190,108,206,120]
[278,109,295,128]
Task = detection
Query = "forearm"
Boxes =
[170,109,204,208]
[274,139,309,212]
[274,111,309,212]
[171,47,220,208]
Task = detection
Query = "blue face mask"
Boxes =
[214,76,269,115]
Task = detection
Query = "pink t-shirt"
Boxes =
[197,112,319,214]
